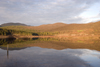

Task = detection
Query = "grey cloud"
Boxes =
[0,0,100,25]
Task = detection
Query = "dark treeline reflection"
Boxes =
[0,38,100,51]
[0,38,38,45]
[0,38,16,45]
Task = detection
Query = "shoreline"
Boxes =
[0,35,100,40]
[0,35,55,39]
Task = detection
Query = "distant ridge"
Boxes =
[0,22,27,27]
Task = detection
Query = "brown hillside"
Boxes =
[1,21,100,34]
[32,22,67,31]
[29,21,100,32]
[48,21,100,31]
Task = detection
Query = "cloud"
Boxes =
[0,0,100,25]
[82,12,100,23]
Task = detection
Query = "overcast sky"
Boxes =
[0,0,100,26]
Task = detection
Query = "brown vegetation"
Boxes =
[1,21,100,39]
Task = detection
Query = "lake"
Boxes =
[0,38,100,67]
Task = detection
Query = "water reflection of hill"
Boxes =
[0,38,100,51]
[0,47,26,50]
[0,38,38,45]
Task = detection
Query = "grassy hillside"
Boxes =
[0,23,66,32]
[51,22,100,31]
[33,23,66,31]
[1,21,100,36]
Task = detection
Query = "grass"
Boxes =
[77,30,83,32]
[77,40,84,43]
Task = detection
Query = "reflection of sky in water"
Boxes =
[0,47,100,67]
[79,50,100,67]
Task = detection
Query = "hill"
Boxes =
[24,21,100,32]
[0,22,67,33]
[0,22,27,27]
[1,21,100,37]
[33,22,66,31]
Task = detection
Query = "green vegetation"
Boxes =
[0,28,33,36]
[77,40,84,43]
[0,39,8,45]
[77,30,83,32]
[0,26,59,36]
[0,38,32,46]
[0,28,12,35]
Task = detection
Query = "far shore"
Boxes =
[0,35,55,39]
[0,35,100,40]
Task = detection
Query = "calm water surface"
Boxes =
[0,38,100,67]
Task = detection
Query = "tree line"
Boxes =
[0,28,32,36]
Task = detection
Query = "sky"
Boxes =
[0,0,100,26]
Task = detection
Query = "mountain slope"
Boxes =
[48,21,100,31]
[1,21,100,35]
[32,22,67,31]
[0,22,27,27]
